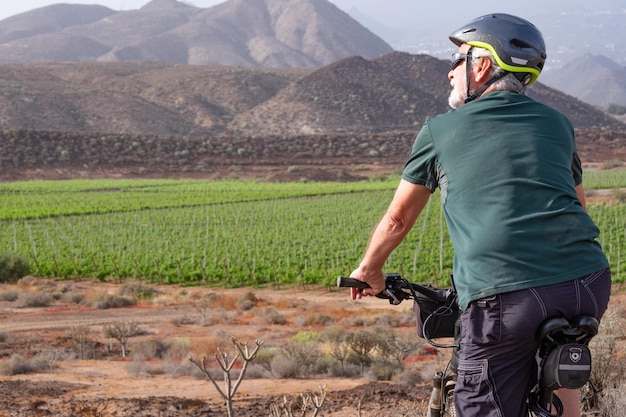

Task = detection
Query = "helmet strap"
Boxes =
[464,47,474,103]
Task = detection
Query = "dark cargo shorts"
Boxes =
[454,268,611,417]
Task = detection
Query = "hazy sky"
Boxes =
[0,0,542,20]
[0,0,619,62]
[0,0,545,34]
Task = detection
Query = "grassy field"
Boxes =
[0,170,624,286]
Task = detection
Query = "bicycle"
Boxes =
[337,273,599,417]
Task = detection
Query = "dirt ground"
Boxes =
[0,280,443,417]
[1,278,625,417]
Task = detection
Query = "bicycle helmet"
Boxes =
[449,13,546,86]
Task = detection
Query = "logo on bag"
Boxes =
[569,347,583,363]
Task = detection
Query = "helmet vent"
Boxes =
[510,38,533,49]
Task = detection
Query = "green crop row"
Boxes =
[0,177,623,287]
[584,168,626,189]
[0,178,397,221]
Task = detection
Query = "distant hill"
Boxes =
[0,0,392,67]
[540,54,626,108]
[2,0,626,112]
[0,52,623,138]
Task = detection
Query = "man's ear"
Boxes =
[474,57,493,83]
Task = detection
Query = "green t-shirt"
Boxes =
[402,90,609,311]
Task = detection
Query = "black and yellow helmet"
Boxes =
[449,13,546,86]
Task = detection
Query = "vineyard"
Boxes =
[1,172,624,287]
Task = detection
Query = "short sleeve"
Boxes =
[402,120,439,192]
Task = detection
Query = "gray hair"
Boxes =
[471,47,526,94]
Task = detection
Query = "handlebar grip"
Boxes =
[337,276,371,289]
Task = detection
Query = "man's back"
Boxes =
[403,90,608,309]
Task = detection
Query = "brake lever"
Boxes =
[377,288,402,305]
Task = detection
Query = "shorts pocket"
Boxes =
[462,295,502,345]
[455,359,501,417]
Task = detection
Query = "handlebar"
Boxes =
[337,273,453,305]
[340,273,459,345]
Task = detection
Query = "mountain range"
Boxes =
[0,53,622,139]
[1,0,625,110]
[540,54,626,109]
[0,0,391,67]
[0,0,624,133]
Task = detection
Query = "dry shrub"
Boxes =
[117,280,159,300]
[202,308,236,326]
[171,315,197,327]
[300,312,334,327]
[61,291,85,304]
[373,313,401,327]
[581,309,626,416]
[236,291,259,311]
[132,338,171,360]
[166,338,192,361]
[0,354,49,375]
[93,294,135,309]
[17,291,52,308]
[261,307,287,325]
[271,355,300,378]
[367,358,402,381]
[0,290,19,302]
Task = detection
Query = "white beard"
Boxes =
[448,77,467,109]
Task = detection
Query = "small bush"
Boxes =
[262,307,287,325]
[368,358,401,381]
[17,292,53,308]
[582,309,626,416]
[0,355,30,375]
[0,332,9,343]
[302,313,333,326]
[118,281,159,300]
[271,355,301,378]
[0,354,49,375]
[166,338,192,361]
[0,253,30,283]
[94,294,135,309]
[61,291,85,304]
[171,315,197,327]
[237,291,259,311]
[133,338,170,360]
[0,290,19,302]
